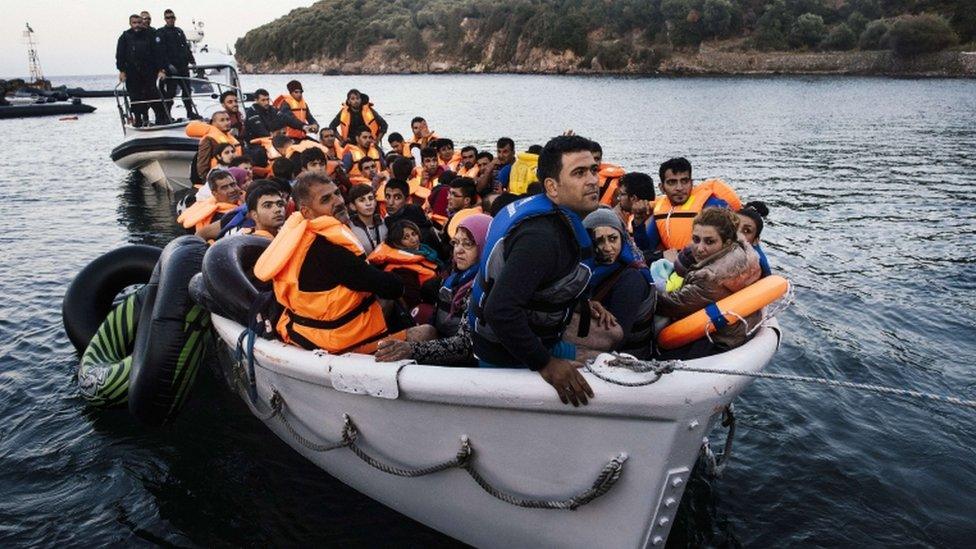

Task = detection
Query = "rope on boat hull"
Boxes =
[233,333,627,510]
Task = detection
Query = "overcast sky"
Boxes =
[1,1,313,78]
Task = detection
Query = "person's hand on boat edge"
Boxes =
[375,338,412,362]
[539,357,593,407]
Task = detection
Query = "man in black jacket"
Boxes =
[244,89,283,139]
[471,135,601,406]
[116,14,166,126]
[156,9,196,120]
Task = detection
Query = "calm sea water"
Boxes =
[1,74,974,547]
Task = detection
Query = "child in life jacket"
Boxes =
[367,219,442,311]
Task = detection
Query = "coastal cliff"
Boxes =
[235,0,976,77]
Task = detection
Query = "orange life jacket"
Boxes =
[598,163,626,206]
[367,242,439,286]
[341,144,382,176]
[446,205,483,238]
[176,197,240,232]
[652,179,742,250]
[406,131,438,151]
[457,163,480,179]
[254,212,390,354]
[337,103,380,140]
[287,141,342,177]
[274,94,310,140]
[444,151,462,172]
[243,227,275,239]
[205,126,242,168]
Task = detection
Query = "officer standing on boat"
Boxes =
[156,9,197,120]
[116,14,167,126]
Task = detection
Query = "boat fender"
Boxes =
[657,275,789,350]
[77,285,149,408]
[62,245,162,353]
[200,235,272,325]
[128,236,211,426]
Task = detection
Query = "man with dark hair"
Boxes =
[341,126,384,177]
[444,176,482,238]
[220,90,245,139]
[589,140,626,206]
[254,172,418,355]
[319,127,342,159]
[387,132,405,156]
[271,155,297,187]
[614,172,656,256]
[329,89,388,145]
[476,151,493,175]
[653,157,742,260]
[300,147,329,175]
[448,177,477,213]
[116,14,167,126]
[434,138,458,171]
[476,137,516,193]
[178,169,243,238]
[410,147,442,204]
[242,181,287,238]
[384,178,439,251]
[469,135,600,406]
[457,146,479,179]
[245,88,283,139]
[275,80,318,141]
[195,111,241,181]
[156,9,196,120]
[406,116,438,153]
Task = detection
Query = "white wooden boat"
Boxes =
[210,313,782,548]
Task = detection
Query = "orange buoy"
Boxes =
[658,275,789,350]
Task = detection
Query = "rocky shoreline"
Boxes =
[240,50,976,77]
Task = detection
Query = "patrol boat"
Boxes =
[110,21,243,191]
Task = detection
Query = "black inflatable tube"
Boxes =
[198,235,271,324]
[129,235,209,426]
[62,245,162,353]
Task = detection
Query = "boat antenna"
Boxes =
[23,23,45,85]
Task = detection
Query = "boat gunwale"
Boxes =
[212,315,780,420]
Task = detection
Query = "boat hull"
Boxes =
[211,315,781,548]
[111,124,198,192]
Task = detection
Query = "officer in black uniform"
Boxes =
[156,9,197,120]
[116,14,166,126]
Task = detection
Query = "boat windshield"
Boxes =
[114,63,243,131]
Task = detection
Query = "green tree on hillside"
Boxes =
[886,14,959,56]
[789,13,826,48]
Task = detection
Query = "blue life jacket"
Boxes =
[467,194,593,343]
[754,243,771,277]
[216,204,254,238]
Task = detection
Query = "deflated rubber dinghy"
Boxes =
[77,286,150,407]
[62,245,161,353]
[128,235,211,426]
[190,234,272,325]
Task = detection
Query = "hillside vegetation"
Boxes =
[235,0,975,73]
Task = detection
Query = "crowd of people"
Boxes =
[141,15,775,405]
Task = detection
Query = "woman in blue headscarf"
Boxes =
[581,208,657,357]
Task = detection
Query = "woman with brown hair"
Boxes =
[656,207,761,359]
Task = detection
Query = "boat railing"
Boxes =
[114,69,243,132]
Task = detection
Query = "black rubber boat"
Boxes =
[0,101,96,119]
